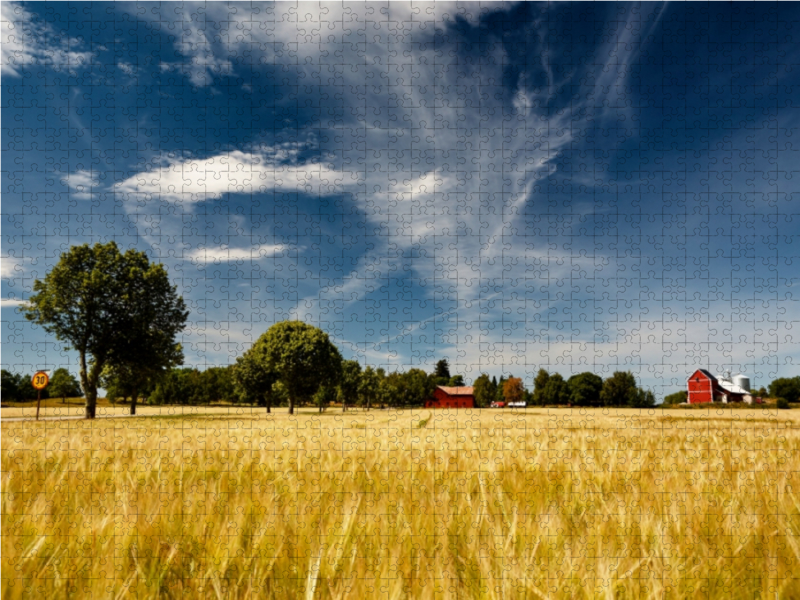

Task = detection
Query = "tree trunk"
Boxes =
[130,386,138,415]
[79,352,98,419]
[85,391,97,419]
[289,395,294,415]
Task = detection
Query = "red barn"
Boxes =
[687,369,716,403]
[425,385,474,408]
[687,370,748,404]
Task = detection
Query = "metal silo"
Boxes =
[733,374,750,392]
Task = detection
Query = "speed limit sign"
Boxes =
[32,371,49,390]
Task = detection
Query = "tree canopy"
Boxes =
[24,241,188,418]
[49,368,83,402]
[769,377,800,403]
[472,373,495,408]
[503,377,524,404]
[257,321,343,414]
[567,372,603,407]
[600,371,639,407]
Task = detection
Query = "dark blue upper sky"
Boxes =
[3,2,799,397]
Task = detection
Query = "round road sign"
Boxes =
[32,371,49,390]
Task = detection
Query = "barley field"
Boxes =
[2,407,799,599]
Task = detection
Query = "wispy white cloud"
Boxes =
[1,2,93,76]
[114,149,357,204]
[1,260,20,279]
[187,244,289,264]
[0,298,27,308]
[62,170,99,200]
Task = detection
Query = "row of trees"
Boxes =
[473,370,655,408]
[18,241,799,417]
[109,347,453,412]
[0,368,82,404]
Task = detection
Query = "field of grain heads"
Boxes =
[2,407,800,599]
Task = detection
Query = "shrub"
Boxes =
[777,398,790,410]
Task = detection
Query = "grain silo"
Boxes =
[733,374,750,392]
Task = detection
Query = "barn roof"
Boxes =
[718,380,749,395]
[690,369,717,381]
[436,385,474,396]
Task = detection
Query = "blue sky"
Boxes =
[2,2,799,398]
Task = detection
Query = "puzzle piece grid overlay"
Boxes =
[2,2,800,599]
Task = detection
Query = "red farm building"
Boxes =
[425,386,475,408]
[686,370,751,404]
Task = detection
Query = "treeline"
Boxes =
[473,370,656,408]
[107,358,462,411]
[1,368,82,403]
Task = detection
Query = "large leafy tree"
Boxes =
[630,388,656,408]
[600,371,639,407]
[540,373,569,405]
[532,369,550,406]
[434,359,451,380]
[358,366,381,411]
[101,343,182,414]
[49,368,83,403]
[448,375,465,387]
[1,370,25,403]
[24,241,188,418]
[567,372,603,407]
[472,373,495,408]
[258,321,343,414]
[337,360,362,412]
[769,377,800,403]
[233,345,278,412]
[503,377,525,404]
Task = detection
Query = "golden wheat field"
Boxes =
[2,407,799,599]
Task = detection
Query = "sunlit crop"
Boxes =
[3,407,799,599]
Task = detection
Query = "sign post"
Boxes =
[32,371,50,421]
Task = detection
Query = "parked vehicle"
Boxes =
[490,401,506,408]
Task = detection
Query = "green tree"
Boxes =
[532,369,550,406]
[472,373,494,408]
[0,370,24,403]
[496,376,507,403]
[629,388,655,408]
[337,360,362,412]
[313,384,337,413]
[102,342,183,414]
[375,368,388,409]
[435,359,451,380]
[258,321,343,414]
[663,390,688,405]
[48,368,83,403]
[769,377,800,403]
[567,372,603,407]
[24,241,188,418]
[600,371,639,407]
[400,368,435,407]
[233,346,278,412]
[448,375,465,387]
[358,366,381,410]
[541,373,569,405]
[503,377,525,404]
